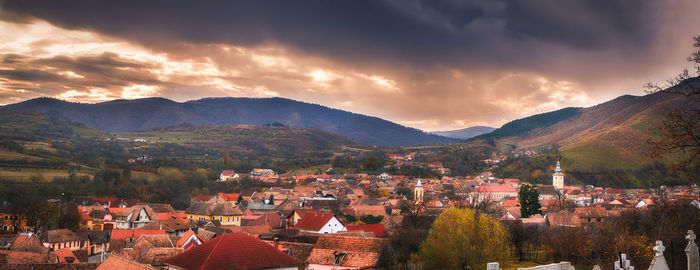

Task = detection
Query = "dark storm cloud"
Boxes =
[504,0,653,49]
[0,0,664,69]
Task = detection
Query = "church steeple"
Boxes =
[552,158,564,190]
[414,178,424,203]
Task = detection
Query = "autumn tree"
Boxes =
[416,207,509,269]
[646,35,700,180]
[519,184,541,218]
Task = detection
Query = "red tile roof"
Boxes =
[53,248,80,263]
[474,185,517,193]
[294,212,336,231]
[346,224,386,238]
[96,255,156,270]
[218,193,240,202]
[111,229,166,239]
[175,229,203,250]
[165,233,302,270]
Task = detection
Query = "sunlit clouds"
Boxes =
[1,0,700,131]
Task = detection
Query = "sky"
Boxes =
[0,1,699,131]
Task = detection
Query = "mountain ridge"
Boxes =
[3,96,457,147]
[433,126,496,140]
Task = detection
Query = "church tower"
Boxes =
[552,159,564,190]
[413,179,424,203]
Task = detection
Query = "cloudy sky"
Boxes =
[0,0,699,131]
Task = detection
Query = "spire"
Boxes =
[416,178,422,187]
[555,158,562,173]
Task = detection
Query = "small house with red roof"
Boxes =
[175,229,203,251]
[165,233,302,270]
[294,212,345,234]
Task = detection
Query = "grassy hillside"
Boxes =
[490,90,690,187]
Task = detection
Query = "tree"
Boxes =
[519,184,541,218]
[268,194,275,205]
[416,207,509,269]
[646,35,700,180]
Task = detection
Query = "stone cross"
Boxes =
[616,253,635,270]
[687,230,699,270]
[649,240,670,270]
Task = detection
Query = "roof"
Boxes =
[346,224,386,238]
[53,247,80,263]
[0,250,53,264]
[221,170,236,176]
[96,255,156,270]
[217,193,240,201]
[138,247,184,266]
[175,229,203,248]
[111,229,167,239]
[546,212,581,227]
[165,233,302,270]
[247,212,282,228]
[185,202,243,216]
[294,212,337,231]
[10,234,48,253]
[306,235,386,268]
[132,235,174,252]
[148,204,176,213]
[474,185,517,193]
[42,229,81,243]
[220,225,273,236]
[287,209,320,219]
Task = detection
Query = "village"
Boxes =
[0,150,697,270]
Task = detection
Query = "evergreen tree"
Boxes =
[519,184,541,218]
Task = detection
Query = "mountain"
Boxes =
[433,126,496,140]
[485,89,690,187]
[3,97,457,147]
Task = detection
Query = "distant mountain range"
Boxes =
[3,97,458,147]
[433,126,496,140]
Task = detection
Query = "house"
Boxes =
[40,229,82,251]
[470,185,518,202]
[175,229,203,251]
[294,212,346,234]
[0,208,28,233]
[218,170,239,182]
[114,205,159,229]
[165,233,302,270]
[185,202,243,226]
[306,235,388,269]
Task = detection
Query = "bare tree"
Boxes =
[646,35,700,180]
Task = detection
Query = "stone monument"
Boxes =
[648,240,670,270]
[687,230,699,270]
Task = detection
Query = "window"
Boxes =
[333,252,346,265]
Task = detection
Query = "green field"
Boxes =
[0,168,93,182]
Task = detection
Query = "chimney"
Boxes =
[274,237,279,248]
